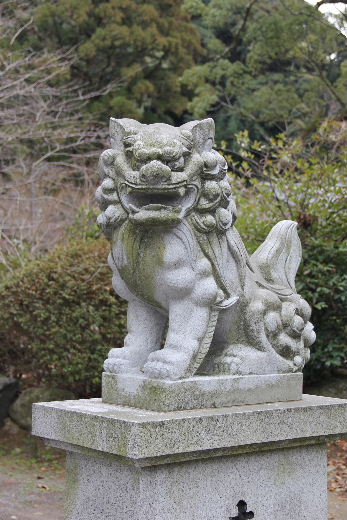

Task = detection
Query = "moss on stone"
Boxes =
[116,221,166,308]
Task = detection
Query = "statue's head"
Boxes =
[96,118,236,233]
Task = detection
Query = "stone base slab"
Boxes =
[32,394,347,466]
[102,371,303,411]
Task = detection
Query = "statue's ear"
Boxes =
[109,118,142,151]
[180,118,215,153]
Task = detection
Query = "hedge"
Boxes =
[0,238,127,397]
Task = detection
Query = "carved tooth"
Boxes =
[178,187,186,197]
[129,204,139,213]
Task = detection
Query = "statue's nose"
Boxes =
[139,160,172,184]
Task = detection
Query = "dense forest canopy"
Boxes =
[12,0,202,123]
[2,0,346,137]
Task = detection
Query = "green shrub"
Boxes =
[230,121,347,382]
[0,238,127,397]
[298,241,347,379]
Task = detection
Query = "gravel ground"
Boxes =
[0,419,65,520]
[0,460,65,520]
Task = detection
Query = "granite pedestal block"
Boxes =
[32,395,347,520]
[102,371,303,411]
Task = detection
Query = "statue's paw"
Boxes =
[213,344,252,375]
[142,349,190,380]
[107,347,133,360]
[213,355,242,375]
[103,347,141,374]
[142,360,175,379]
[103,357,138,374]
[212,345,280,375]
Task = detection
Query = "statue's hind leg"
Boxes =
[205,288,314,375]
[197,300,264,375]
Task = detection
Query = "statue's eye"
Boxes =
[168,157,184,171]
[131,158,142,170]
[124,145,133,155]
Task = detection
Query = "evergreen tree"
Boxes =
[182,0,347,141]
[26,0,202,123]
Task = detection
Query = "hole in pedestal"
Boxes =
[229,500,254,520]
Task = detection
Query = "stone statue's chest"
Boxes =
[111,223,173,307]
[111,222,201,309]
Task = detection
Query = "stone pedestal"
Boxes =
[102,372,303,411]
[32,394,347,520]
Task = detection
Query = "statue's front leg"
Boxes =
[143,278,220,379]
[104,299,167,374]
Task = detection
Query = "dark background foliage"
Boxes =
[0,236,127,396]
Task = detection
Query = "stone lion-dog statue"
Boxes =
[96,118,315,380]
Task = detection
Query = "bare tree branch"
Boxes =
[316,1,347,8]
[215,0,260,60]
[0,1,125,258]
[10,16,33,45]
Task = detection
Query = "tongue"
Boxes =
[130,205,182,225]
[143,204,168,211]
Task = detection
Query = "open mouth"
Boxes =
[119,184,198,225]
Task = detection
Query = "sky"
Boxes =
[305,0,347,35]
[305,0,346,14]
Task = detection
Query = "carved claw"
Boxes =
[142,361,176,379]
[142,349,191,380]
[212,345,293,375]
[103,347,142,374]
[103,357,138,374]
[213,355,242,375]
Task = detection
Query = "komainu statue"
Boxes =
[96,118,315,380]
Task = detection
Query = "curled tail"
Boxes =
[250,220,302,292]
